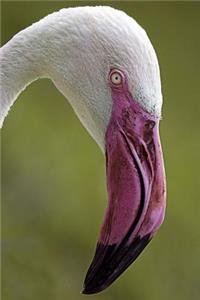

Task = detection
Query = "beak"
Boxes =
[82,92,166,295]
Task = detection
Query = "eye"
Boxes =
[109,69,124,86]
[111,72,122,85]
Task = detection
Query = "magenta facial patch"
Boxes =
[100,68,166,245]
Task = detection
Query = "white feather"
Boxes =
[0,6,162,150]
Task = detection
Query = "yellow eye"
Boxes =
[109,69,125,88]
[111,72,122,84]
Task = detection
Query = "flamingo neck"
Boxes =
[0,24,48,127]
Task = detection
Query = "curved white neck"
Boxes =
[0,24,48,127]
[0,13,111,151]
[0,6,162,152]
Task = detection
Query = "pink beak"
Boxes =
[82,73,166,294]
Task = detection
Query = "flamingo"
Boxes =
[0,6,166,294]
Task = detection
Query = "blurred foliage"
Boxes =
[1,1,200,300]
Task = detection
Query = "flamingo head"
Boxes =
[0,6,166,294]
[44,7,166,293]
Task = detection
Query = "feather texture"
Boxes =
[0,6,162,150]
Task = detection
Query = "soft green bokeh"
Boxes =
[1,1,200,300]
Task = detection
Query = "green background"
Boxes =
[1,1,200,300]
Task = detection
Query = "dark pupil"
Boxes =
[115,76,118,80]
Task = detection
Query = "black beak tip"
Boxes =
[81,287,90,295]
[81,234,152,295]
[81,285,104,295]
